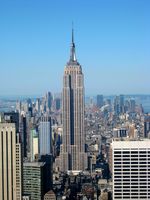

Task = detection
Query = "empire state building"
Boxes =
[60,29,87,171]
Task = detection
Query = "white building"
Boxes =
[111,139,150,200]
[30,129,39,161]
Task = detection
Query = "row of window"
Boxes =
[114,182,150,185]
[114,197,149,199]
[114,175,150,178]
[114,159,150,165]
[115,190,149,192]
[115,186,148,188]
[114,193,150,195]
[114,172,148,174]
[114,155,150,158]
[114,168,150,171]
[114,151,150,154]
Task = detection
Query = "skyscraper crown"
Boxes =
[67,27,80,66]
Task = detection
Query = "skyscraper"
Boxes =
[0,123,22,200]
[30,128,39,161]
[19,113,27,158]
[45,92,53,112]
[96,95,103,108]
[60,29,87,171]
[39,116,52,155]
[39,116,53,192]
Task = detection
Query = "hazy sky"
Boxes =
[0,0,150,96]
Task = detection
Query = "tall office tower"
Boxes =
[119,94,124,113]
[30,128,39,161]
[54,97,61,111]
[39,116,52,155]
[23,162,46,200]
[0,123,22,200]
[46,92,53,112]
[35,98,41,112]
[144,115,150,138]
[130,99,136,113]
[25,113,32,155]
[60,29,87,171]
[96,95,104,108]
[39,155,53,192]
[114,96,120,115]
[19,113,27,157]
[111,139,150,200]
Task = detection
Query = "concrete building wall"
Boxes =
[112,140,150,200]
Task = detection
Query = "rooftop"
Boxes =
[23,162,45,167]
[112,139,150,149]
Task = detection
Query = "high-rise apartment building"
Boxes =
[0,123,22,200]
[111,139,150,200]
[39,116,52,155]
[60,29,87,171]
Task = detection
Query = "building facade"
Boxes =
[23,162,46,200]
[60,29,87,171]
[112,140,150,200]
[0,123,22,200]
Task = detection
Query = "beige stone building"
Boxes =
[0,123,22,200]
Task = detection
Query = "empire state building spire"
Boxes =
[69,28,77,63]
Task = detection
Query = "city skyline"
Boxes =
[0,0,150,95]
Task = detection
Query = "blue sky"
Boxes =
[0,0,150,96]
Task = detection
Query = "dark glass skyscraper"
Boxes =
[60,29,87,171]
